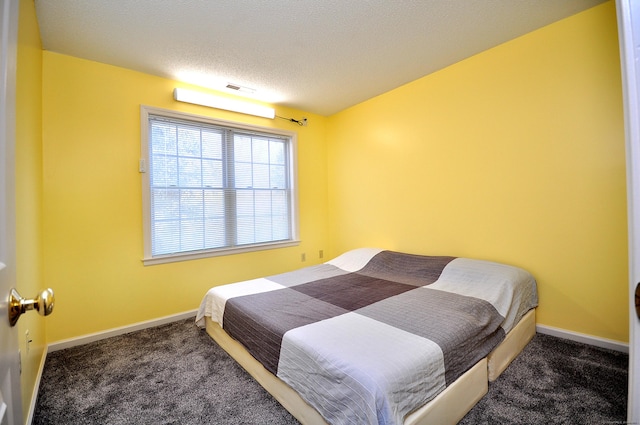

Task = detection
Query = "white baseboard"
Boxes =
[47,310,198,352]
[536,324,629,354]
[25,345,48,425]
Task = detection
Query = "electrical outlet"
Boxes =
[301,253,306,262]
[319,250,324,259]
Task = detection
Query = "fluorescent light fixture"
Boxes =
[173,88,275,119]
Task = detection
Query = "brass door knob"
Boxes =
[8,288,55,326]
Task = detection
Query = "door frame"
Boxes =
[0,0,22,424]
[616,0,640,422]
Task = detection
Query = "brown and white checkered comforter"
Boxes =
[196,248,538,425]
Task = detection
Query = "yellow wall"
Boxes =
[327,2,627,341]
[41,53,329,342]
[16,0,45,419]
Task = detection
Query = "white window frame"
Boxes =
[140,105,299,265]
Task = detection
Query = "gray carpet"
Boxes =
[458,333,628,424]
[33,318,628,424]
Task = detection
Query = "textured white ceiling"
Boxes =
[34,0,606,116]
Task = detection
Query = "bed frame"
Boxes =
[204,308,536,424]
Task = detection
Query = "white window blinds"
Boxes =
[143,109,298,263]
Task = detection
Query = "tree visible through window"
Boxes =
[141,107,298,264]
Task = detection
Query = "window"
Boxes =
[141,106,299,265]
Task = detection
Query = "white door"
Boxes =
[0,0,22,424]
[617,1,640,422]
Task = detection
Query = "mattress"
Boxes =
[204,308,536,425]
[196,248,538,425]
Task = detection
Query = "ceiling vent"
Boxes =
[225,83,255,94]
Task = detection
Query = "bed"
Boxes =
[195,248,538,424]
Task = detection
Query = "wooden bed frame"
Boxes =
[204,308,536,424]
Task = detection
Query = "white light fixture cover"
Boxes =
[173,88,275,119]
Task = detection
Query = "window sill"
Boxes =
[142,240,301,266]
